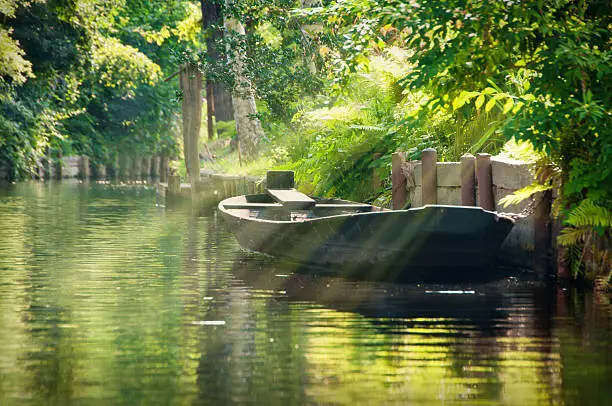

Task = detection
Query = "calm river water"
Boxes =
[0,182,611,405]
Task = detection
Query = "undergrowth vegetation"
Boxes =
[204,47,509,204]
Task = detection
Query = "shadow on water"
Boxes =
[229,251,547,324]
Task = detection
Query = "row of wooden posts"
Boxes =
[34,155,173,182]
[392,148,555,275]
[392,148,498,210]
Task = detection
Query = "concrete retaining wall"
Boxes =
[392,151,550,270]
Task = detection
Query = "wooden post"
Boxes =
[222,178,229,197]
[160,156,169,183]
[168,174,181,195]
[266,170,294,189]
[107,156,119,180]
[557,247,571,279]
[391,152,407,209]
[206,80,215,140]
[53,150,63,179]
[460,154,476,206]
[151,156,161,179]
[534,186,553,278]
[0,160,10,182]
[119,154,129,180]
[476,153,494,210]
[43,147,51,180]
[142,156,151,179]
[37,157,45,180]
[78,156,90,180]
[180,64,202,184]
[94,164,106,180]
[132,156,142,181]
[421,148,437,205]
[230,179,237,196]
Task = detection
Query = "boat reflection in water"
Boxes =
[226,253,568,405]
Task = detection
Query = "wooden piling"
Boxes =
[391,152,407,209]
[421,148,437,205]
[78,156,90,180]
[106,156,119,180]
[118,154,129,180]
[53,150,63,179]
[142,156,151,179]
[476,153,494,211]
[151,156,161,179]
[534,185,553,278]
[168,174,181,195]
[42,148,51,180]
[267,171,294,189]
[160,156,169,183]
[132,157,142,181]
[94,163,107,179]
[460,154,476,206]
[36,160,44,180]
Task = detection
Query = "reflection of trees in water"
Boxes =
[10,183,85,403]
[193,216,310,405]
[556,289,612,405]
[228,259,567,404]
[0,184,610,405]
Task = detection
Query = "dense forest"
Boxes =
[1,0,610,279]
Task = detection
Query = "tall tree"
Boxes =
[201,0,234,141]
[180,63,202,182]
[223,2,265,159]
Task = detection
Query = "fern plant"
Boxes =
[558,199,612,280]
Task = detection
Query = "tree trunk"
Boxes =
[223,14,265,159]
[206,80,215,140]
[212,83,233,121]
[179,64,202,184]
[201,0,234,125]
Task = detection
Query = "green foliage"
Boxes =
[0,27,33,85]
[289,0,611,280]
[0,0,197,178]
[285,49,434,201]
[92,36,161,94]
[200,0,325,124]
[558,199,612,278]
[562,200,612,233]
[215,120,237,139]
[499,183,554,209]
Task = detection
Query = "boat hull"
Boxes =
[219,195,515,281]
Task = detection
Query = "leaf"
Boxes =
[475,94,485,110]
[565,200,612,228]
[558,227,590,246]
[485,97,497,113]
[452,97,466,111]
[502,98,514,114]
[499,183,553,207]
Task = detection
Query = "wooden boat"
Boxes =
[218,171,515,281]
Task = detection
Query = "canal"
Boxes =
[0,182,610,405]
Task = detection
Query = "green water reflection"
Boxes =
[0,182,610,405]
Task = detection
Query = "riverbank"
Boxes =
[195,139,611,291]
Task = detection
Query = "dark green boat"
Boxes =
[219,172,515,281]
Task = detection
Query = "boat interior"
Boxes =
[220,189,384,221]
